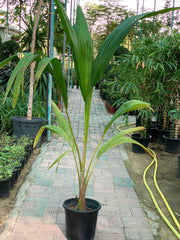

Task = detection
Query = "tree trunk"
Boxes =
[163,110,168,130]
[27,0,43,120]
[174,89,179,139]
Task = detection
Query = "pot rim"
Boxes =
[12,116,45,123]
[163,134,180,140]
[131,133,152,140]
[63,197,101,214]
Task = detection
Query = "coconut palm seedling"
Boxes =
[6,0,177,210]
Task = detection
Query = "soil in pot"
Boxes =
[131,133,152,154]
[63,198,101,240]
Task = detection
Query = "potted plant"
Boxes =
[1,0,45,146]
[0,150,13,198]
[0,165,13,198]
[17,135,34,161]
[131,108,153,153]
[163,107,180,153]
[32,2,180,239]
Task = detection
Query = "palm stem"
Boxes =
[79,97,92,210]
[66,108,82,166]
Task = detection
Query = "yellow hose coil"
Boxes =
[143,149,180,239]
[117,125,180,239]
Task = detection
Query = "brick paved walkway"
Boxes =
[1,89,154,240]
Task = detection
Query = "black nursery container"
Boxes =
[131,133,152,154]
[163,134,180,154]
[12,117,45,148]
[0,177,11,198]
[63,198,101,240]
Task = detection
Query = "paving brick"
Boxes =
[113,177,134,188]
[96,232,125,240]
[34,172,53,187]
[38,223,67,240]
[9,221,41,240]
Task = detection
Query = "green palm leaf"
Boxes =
[97,128,146,159]
[50,59,68,108]
[54,0,94,102]
[0,54,17,68]
[51,101,76,151]
[34,125,75,153]
[48,151,71,170]
[3,53,41,107]
[35,57,68,108]
[104,100,150,134]
[74,6,94,102]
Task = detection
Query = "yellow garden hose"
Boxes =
[143,149,180,239]
[117,124,180,239]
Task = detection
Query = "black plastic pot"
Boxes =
[163,134,180,154]
[63,198,101,240]
[147,126,158,142]
[131,133,152,154]
[20,157,25,169]
[12,117,45,148]
[157,127,169,144]
[11,170,16,188]
[14,166,21,183]
[0,177,11,198]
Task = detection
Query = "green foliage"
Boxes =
[17,135,33,147]
[114,46,130,61]
[0,133,32,181]
[0,35,2,49]
[0,40,20,61]
[137,109,153,137]
[0,65,14,90]
[101,30,180,135]
[19,16,47,54]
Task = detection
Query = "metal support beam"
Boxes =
[171,0,175,29]
[47,0,55,141]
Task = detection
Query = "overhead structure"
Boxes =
[47,0,79,141]
[136,0,177,38]
[47,0,55,141]
[62,0,79,93]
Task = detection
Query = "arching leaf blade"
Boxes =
[104,100,150,134]
[48,151,71,169]
[97,131,147,159]
[50,59,68,109]
[4,53,41,106]
[0,54,17,68]
[73,6,94,101]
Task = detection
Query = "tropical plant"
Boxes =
[1,0,44,121]
[0,141,25,181]
[0,164,13,180]
[0,89,46,134]
[137,108,153,138]
[19,15,47,55]
[32,1,180,211]
[0,40,20,62]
